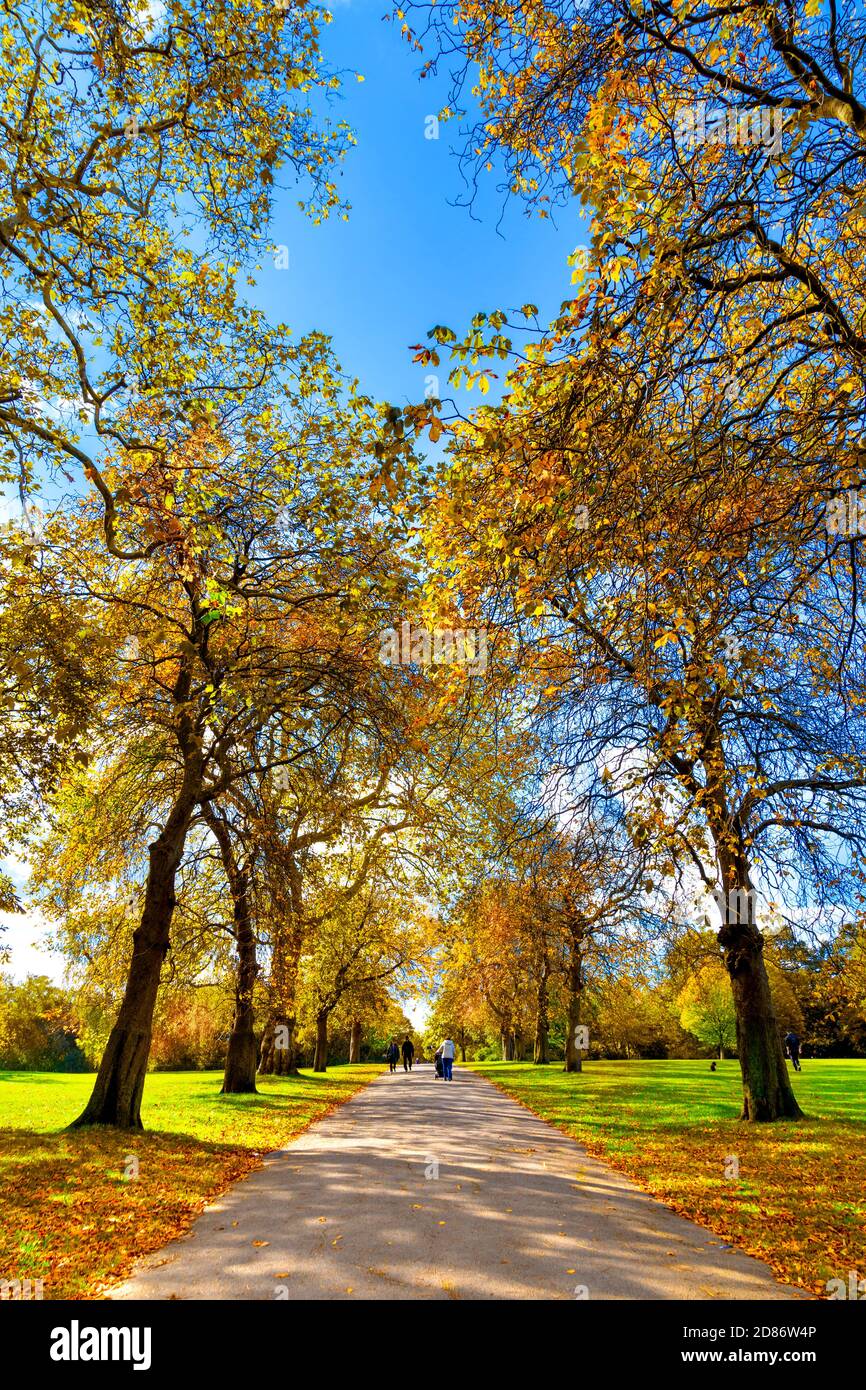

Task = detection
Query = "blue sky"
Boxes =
[248,0,585,405]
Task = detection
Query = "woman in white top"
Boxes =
[440,1037,455,1081]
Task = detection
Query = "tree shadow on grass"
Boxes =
[0,1071,86,1084]
[0,1123,265,1298]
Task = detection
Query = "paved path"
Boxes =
[111,1066,804,1301]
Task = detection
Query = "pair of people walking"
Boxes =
[386,1036,415,1072]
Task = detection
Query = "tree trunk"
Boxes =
[259,854,304,1076]
[717,872,803,1121]
[259,1014,299,1075]
[313,1009,329,1073]
[202,806,258,1095]
[222,938,258,1094]
[258,1017,277,1075]
[533,967,550,1064]
[348,1018,362,1063]
[564,939,584,1073]
[274,1017,298,1075]
[69,790,197,1128]
[458,1029,466,1063]
[701,731,803,1122]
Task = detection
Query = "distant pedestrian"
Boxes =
[386,1039,399,1073]
[402,1036,415,1072]
[784,1031,802,1072]
[440,1036,455,1081]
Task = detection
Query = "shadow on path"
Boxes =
[111,1066,807,1301]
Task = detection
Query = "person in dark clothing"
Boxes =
[784,1031,802,1072]
[386,1039,399,1073]
[401,1036,415,1071]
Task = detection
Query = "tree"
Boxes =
[0,0,352,502]
[30,352,397,1127]
[0,974,87,1071]
[298,863,429,1073]
[415,304,866,1118]
[591,975,684,1059]
[679,962,738,1059]
[400,0,866,1119]
[408,0,866,391]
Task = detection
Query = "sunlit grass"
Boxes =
[0,1065,381,1299]
[471,1059,866,1296]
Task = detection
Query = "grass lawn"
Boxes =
[0,1065,380,1299]
[471,1059,865,1297]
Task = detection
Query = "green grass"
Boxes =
[471,1058,866,1296]
[0,1065,381,1298]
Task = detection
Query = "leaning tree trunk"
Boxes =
[564,937,584,1073]
[313,1009,329,1073]
[717,871,803,1121]
[348,1018,362,1063]
[69,785,198,1129]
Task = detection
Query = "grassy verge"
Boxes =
[0,1065,381,1299]
[470,1059,866,1296]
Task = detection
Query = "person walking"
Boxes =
[440,1036,455,1081]
[386,1039,399,1073]
[401,1036,415,1072]
[784,1030,802,1072]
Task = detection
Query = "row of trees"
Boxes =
[0,0,498,1125]
[400,0,866,1118]
[0,972,417,1073]
[425,805,866,1066]
[2,0,865,1130]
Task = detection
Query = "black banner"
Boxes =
[1,1296,856,1378]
